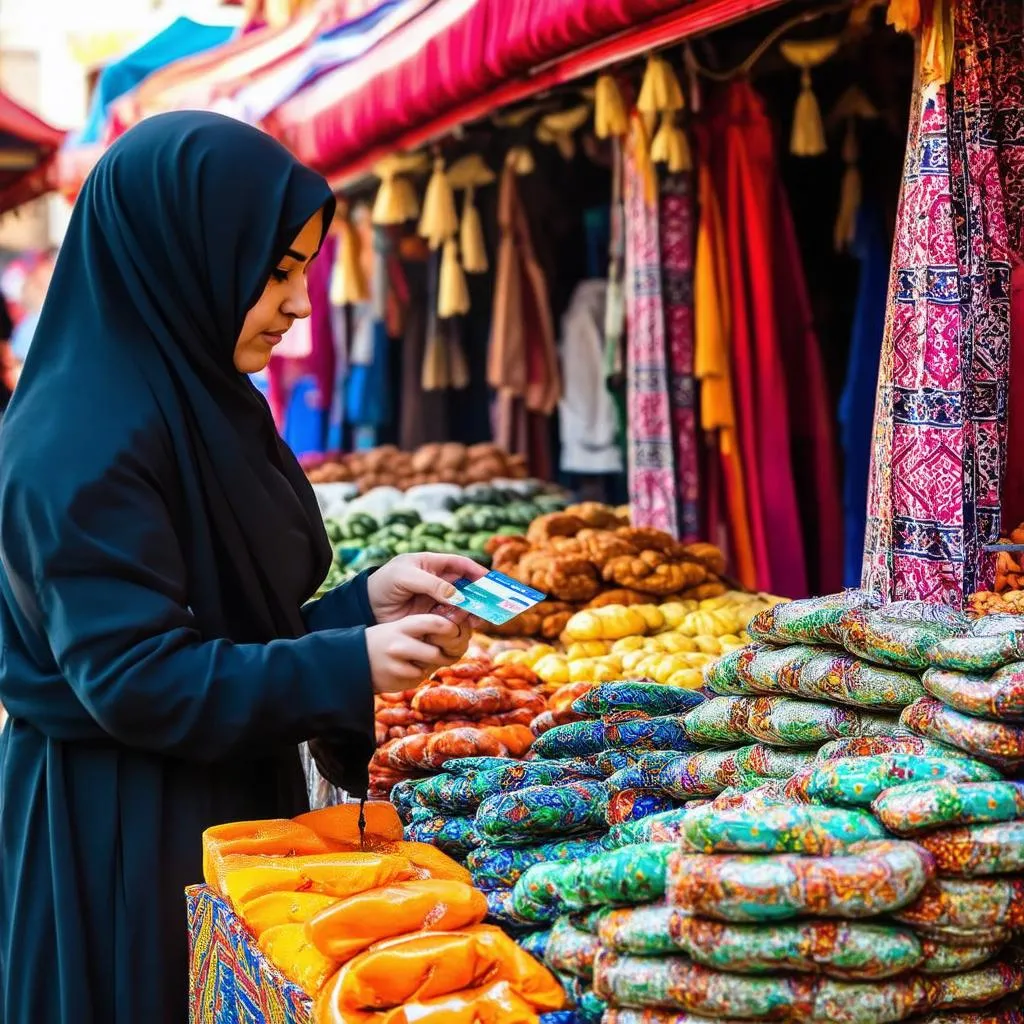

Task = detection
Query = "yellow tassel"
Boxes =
[421,329,449,390]
[833,122,861,252]
[507,147,535,176]
[448,334,470,390]
[921,0,954,85]
[594,74,628,138]
[630,115,657,209]
[372,175,419,226]
[650,113,692,173]
[637,54,684,114]
[460,186,488,274]
[790,69,827,157]
[438,238,470,319]
[329,214,369,305]
[418,157,458,250]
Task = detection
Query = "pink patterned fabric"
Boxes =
[863,0,1024,603]
[659,172,701,542]
[624,141,679,537]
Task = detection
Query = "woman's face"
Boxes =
[234,211,324,374]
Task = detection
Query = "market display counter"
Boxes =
[187,885,311,1024]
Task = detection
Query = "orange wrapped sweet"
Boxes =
[202,820,335,890]
[295,803,404,847]
[319,979,540,1024]
[359,840,472,884]
[259,922,339,995]
[307,879,488,962]
[222,852,415,909]
[317,925,563,1014]
[240,891,338,938]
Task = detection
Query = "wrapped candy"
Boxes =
[747,589,881,646]
[683,697,752,745]
[734,744,817,781]
[467,836,611,891]
[475,780,609,846]
[404,814,482,858]
[838,604,969,671]
[893,877,1024,931]
[872,781,1024,835]
[816,733,973,762]
[544,917,600,979]
[658,748,744,798]
[901,697,1024,771]
[744,696,899,747]
[917,820,1024,877]
[923,665,1024,722]
[572,681,705,717]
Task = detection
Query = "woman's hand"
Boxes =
[365,614,470,695]
[366,553,487,624]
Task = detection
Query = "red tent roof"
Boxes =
[0,91,66,213]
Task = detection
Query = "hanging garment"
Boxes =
[771,159,844,596]
[839,203,889,588]
[558,279,622,475]
[659,172,701,543]
[712,82,808,597]
[863,0,1024,602]
[693,158,758,591]
[623,119,680,537]
[345,228,392,430]
[604,137,629,459]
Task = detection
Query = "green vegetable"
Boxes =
[384,508,421,528]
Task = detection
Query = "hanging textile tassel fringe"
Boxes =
[438,237,470,319]
[330,209,369,305]
[460,186,488,274]
[448,334,471,390]
[833,121,862,252]
[651,112,692,173]
[421,325,450,390]
[372,175,418,225]
[637,53,685,114]
[418,157,458,249]
[780,38,839,157]
[594,74,628,138]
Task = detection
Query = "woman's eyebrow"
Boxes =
[283,247,308,261]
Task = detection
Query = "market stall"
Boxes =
[0,91,65,215]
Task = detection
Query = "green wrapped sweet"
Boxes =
[667,840,934,923]
[708,781,794,813]
[806,755,1002,808]
[923,665,1024,722]
[544,916,599,979]
[902,698,1024,771]
[796,650,926,710]
[816,733,975,763]
[871,780,1024,835]
[703,644,767,696]
[932,961,1024,1012]
[389,778,420,823]
[572,681,705,717]
[466,834,611,890]
[734,744,817,781]
[659,748,744,798]
[839,604,969,671]
[411,772,476,812]
[531,720,608,758]
[925,615,1024,672]
[518,928,550,960]
[597,905,925,980]
[475,779,609,846]
[917,820,1024,877]
[683,697,753,745]
[404,813,481,857]
[679,803,885,855]
[607,808,695,847]
[747,590,880,646]
[510,860,572,923]
[745,696,900,748]
[913,922,1015,948]
[484,887,541,928]
[442,756,521,775]
[920,939,1005,974]
[893,877,1024,931]
[559,843,673,911]
[568,908,605,935]
[734,644,816,695]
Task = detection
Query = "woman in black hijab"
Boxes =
[0,111,480,1022]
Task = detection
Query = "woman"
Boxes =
[0,111,480,1022]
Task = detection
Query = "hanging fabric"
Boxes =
[863,0,1024,603]
[604,137,629,459]
[711,82,808,596]
[623,115,680,537]
[658,171,701,542]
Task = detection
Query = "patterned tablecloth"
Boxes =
[187,885,313,1024]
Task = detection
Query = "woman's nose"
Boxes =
[283,278,312,319]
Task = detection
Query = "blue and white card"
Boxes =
[442,569,547,626]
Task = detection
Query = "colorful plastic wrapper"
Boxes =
[734,744,817,781]
[925,618,1024,673]
[893,877,1024,931]
[907,995,1024,1023]
[604,1013,755,1024]
[489,883,555,927]
[610,753,687,790]
[919,939,1005,975]
[838,604,970,671]
[784,765,820,803]
[912,923,1015,949]
[475,779,609,846]
[568,908,606,935]
[468,761,600,803]
[796,651,926,710]
[404,814,482,858]
[412,773,477,813]
[531,720,608,758]
[592,949,939,1022]
[667,839,934,923]
[572,682,705,717]
[746,589,881,646]
[575,989,607,1024]
[901,698,1024,771]
[872,780,1024,835]
[745,696,900,748]
[555,970,584,1008]
[544,917,600,979]
[734,644,817,695]
[511,861,572,924]
[917,820,1024,877]
[679,803,886,855]
[806,755,1003,808]
[389,779,420,823]
[659,748,744,798]
[708,781,795,812]
[519,929,551,961]
[816,733,976,763]
[607,788,679,825]
[932,961,1024,1011]
[923,666,1024,723]
[538,1013,576,1024]
[443,756,523,775]
[466,835,611,891]
[604,715,697,754]
[559,843,673,912]
[584,750,637,776]
[608,808,695,847]
[704,644,768,696]
[683,697,753,746]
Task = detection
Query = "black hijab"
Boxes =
[6,111,336,645]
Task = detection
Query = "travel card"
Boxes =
[442,569,547,626]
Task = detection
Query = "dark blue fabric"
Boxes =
[0,112,375,1023]
[78,18,233,146]
[838,202,889,588]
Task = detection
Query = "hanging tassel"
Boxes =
[630,115,658,209]
[780,38,840,158]
[371,154,428,226]
[438,238,470,319]
[650,113,692,173]
[833,121,862,252]
[637,54,684,115]
[448,331,471,390]
[536,105,591,161]
[421,325,450,390]
[418,156,458,250]
[507,147,535,176]
[594,74,628,138]
[460,186,488,274]
[330,210,369,305]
